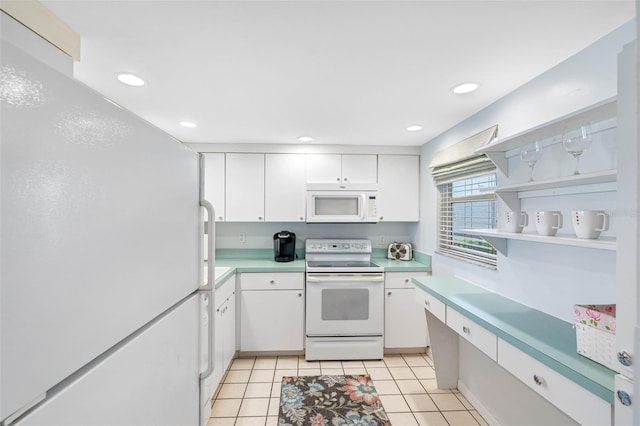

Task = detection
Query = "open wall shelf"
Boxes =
[462,228,616,256]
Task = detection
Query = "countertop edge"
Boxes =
[412,277,615,403]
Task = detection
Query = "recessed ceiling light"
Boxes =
[452,82,479,94]
[298,136,313,142]
[116,73,145,87]
[179,121,197,128]
[406,125,423,132]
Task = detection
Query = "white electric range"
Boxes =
[304,239,384,360]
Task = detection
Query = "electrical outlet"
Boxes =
[378,235,385,245]
[239,233,246,243]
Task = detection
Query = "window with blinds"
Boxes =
[438,173,498,268]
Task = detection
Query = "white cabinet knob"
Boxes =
[617,390,632,406]
[617,351,633,367]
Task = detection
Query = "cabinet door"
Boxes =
[211,299,225,391]
[265,153,306,222]
[223,292,237,369]
[378,155,419,222]
[385,288,428,349]
[306,154,342,183]
[240,290,304,351]
[341,154,377,184]
[203,153,226,222]
[225,153,265,221]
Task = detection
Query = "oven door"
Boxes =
[305,273,384,336]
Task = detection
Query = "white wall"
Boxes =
[415,20,635,323]
[216,222,418,251]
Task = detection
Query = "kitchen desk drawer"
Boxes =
[498,338,612,426]
[240,272,304,290]
[446,308,497,361]
[415,289,446,323]
[386,272,429,289]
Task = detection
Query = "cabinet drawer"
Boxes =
[446,308,497,361]
[240,272,304,290]
[385,271,429,289]
[498,338,612,426]
[415,289,446,323]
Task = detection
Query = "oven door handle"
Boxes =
[306,275,385,283]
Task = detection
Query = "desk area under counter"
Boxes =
[412,276,616,426]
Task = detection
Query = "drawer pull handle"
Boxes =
[270,280,275,284]
[388,291,392,295]
[533,374,544,386]
[617,351,633,367]
[462,326,470,334]
[298,292,303,297]
[617,390,632,407]
[404,278,409,283]
[424,300,430,307]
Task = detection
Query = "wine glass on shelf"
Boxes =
[519,140,543,182]
[562,122,592,175]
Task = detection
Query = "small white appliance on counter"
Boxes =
[305,239,384,360]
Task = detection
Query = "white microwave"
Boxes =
[306,187,378,223]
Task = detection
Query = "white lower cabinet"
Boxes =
[240,272,304,352]
[209,276,237,396]
[497,338,612,426]
[384,272,429,349]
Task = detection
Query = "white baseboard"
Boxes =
[457,380,500,426]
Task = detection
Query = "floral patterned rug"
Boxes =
[278,374,391,426]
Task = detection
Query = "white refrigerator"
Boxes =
[0,35,215,425]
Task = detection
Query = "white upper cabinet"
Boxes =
[341,154,377,183]
[265,153,306,222]
[377,155,419,222]
[225,153,265,222]
[306,154,377,184]
[203,153,226,222]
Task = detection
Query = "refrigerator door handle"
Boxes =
[199,199,215,380]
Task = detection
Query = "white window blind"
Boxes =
[430,125,499,269]
[438,173,497,268]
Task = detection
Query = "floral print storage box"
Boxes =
[574,304,617,371]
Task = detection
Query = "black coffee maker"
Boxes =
[273,231,296,262]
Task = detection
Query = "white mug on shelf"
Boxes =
[535,211,563,236]
[503,210,528,233]
[571,210,610,239]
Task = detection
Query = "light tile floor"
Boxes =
[207,353,488,426]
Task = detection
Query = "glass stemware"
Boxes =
[519,140,543,182]
[562,122,592,175]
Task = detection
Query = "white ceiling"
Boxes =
[41,0,635,146]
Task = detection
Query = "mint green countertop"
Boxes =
[372,258,432,272]
[215,258,306,273]
[412,276,615,403]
